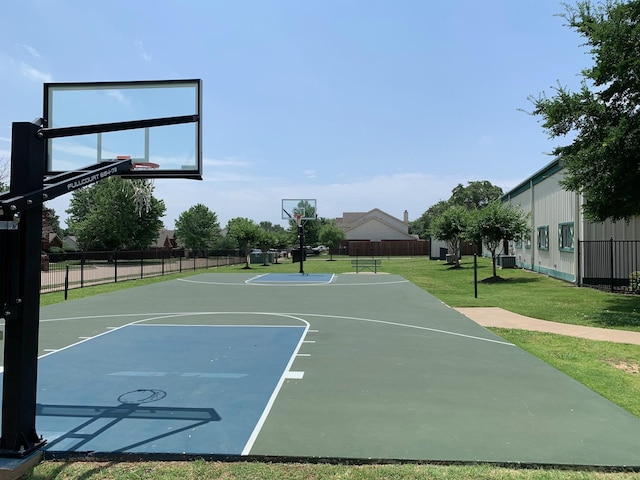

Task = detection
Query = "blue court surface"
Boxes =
[247,273,334,284]
[36,324,306,455]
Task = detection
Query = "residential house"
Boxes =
[335,208,427,256]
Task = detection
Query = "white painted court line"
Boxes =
[285,371,305,379]
[296,353,311,357]
[303,340,316,343]
[241,315,311,456]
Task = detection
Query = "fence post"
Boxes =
[162,250,165,276]
[65,264,69,300]
[81,250,85,288]
[140,251,144,279]
[114,250,118,283]
[193,252,196,271]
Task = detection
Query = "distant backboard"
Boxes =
[282,199,317,220]
[43,79,202,179]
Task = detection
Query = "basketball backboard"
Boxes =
[281,199,317,220]
[43,79,202,179]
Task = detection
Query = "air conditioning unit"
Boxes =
[497,255,516,268]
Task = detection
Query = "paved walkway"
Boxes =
[456,307,640,345]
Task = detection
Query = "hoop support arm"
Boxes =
[0,158,132,219]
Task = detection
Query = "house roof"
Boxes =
[336,208,416,241]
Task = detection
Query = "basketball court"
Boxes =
[2,79,640,468]
[2,272,639,466]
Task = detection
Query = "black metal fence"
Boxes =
[41,249,246,295]
[579,239,640,293]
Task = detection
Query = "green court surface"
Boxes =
[4,272,640,466]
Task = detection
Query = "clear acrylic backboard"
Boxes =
[281,199,317,220]
[43,79,202,179]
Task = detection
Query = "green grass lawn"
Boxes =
[29,255,640,479]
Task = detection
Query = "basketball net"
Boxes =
[123,159,158,216]
[130,178,154,216]
[294,213,303,227]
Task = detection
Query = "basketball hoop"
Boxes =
[119,157,159,216]
[294,213,303,227]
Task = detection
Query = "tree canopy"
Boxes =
[411,181,503,239]
[66,177,165,250]
[530,0,640,221]
[175,203,221,251]
[226,217,263,267]
[468,201,530,278]
[431,205,470,267]
[318,223,346,260]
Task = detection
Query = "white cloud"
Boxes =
[19,62,52,83]
[106,90,131,107]
[20,44,41,59]
[135,40,152,62]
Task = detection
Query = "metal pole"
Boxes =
[0,122,46,456]
[474,254,478,298]
[298,221,305,275]
[64,265,69,300]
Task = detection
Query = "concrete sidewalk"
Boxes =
[456,307,640,345]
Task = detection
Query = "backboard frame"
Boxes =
[282,198,317,221]
[43,79,202,179]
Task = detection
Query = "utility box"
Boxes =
[497,255,516,268]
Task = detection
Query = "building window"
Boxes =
[524,232,532,249]
[537,226,549,250]
[558,222,574,252]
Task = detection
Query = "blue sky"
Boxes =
[1,1,589,229]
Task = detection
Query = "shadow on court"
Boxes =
[1,272,639,467]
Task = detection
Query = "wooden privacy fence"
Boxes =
[344,240,428,257]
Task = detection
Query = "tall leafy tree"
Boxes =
[529,0,640,221]
[175,204,221,251]
[409,200,450,239]
[431,206,470,268]
[226,217,262,268]
[319,223,346,260]
[449,181,503,211]
[66,176,165,250]
[468,201,529,279]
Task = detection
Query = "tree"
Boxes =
[0,157,8,192]
[449,181,503,211]
[409,200,450,239]
[66,176,165,250]
[319,223,346,260]
[226,217,262,268]
[468,201,529,279]
[431,206,470,268]
[175,204,221,252]
[529,0,640,222]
